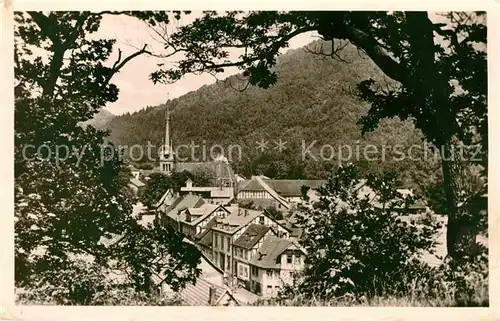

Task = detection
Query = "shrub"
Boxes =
[265,206,284,220]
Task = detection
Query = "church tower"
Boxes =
[159,106,175,175]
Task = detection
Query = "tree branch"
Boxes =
[339,26,406,84]
[104,44,150,85]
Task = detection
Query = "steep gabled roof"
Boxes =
[187,204,221,225]
[237,176,290,209]
[129,177,145,187]
[165,194,206,220]
[178,278,238,306]
[198,229,213,248]
[154,189,176,208]
[233,224,270,249]
[238,178,325,198]
[249,236,298,269]
[195,217,218,241]
[212,208,263,235]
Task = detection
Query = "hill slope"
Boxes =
[105,41,440,187]
[81,108,116,130]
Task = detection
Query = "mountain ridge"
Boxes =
[102,41,439,187]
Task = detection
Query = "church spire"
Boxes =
[160,104,175,175]
[164,105,171,151]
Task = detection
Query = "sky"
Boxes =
[97,12,317,115]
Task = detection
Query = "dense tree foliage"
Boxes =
[289,165,440,299]
[147,11,487,258]
[277,165,487,306]
[14,11,200,304]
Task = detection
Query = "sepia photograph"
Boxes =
[8,8,492,311]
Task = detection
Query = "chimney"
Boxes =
[208,286,217,305]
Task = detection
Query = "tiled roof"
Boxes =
[154,189,176,208]
[249,236,296,269]
[99,233,126,247]
[213,208,263,234]
[233,224,270,249]
[179,278,237,306]
[129,177,145,187]
[188,204,220,225]
[290,227,304,238]
[238,178,325,197]
[237,179,264,191]
[254,177,290,208]
[165,194,206,220]
[237,176,290,209]
[195,217,218,240]
[198,229,213,248]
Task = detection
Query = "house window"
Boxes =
[287,254,293,264]
[243,266,248,278]
[259,216,264,225]
[266,285,272,295]
[238,265,243,276]
[251,266,258,277]
[214,234,218,248]
[225,237,230,252]
[266,270,272,278]
[289,271,294,278]
[294,255,301,264]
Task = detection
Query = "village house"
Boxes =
[248,236,306,297]
[180,204,232,239]
[202,205,293,279]
[232,224,277,289]
[154,188,177,212]
[128,177,146,197]
[161,193,206,229]
[237,176,325,209]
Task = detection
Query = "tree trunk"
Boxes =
[441,142,479,259]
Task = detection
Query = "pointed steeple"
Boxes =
[164,105,171,151]
[159,104,175,175]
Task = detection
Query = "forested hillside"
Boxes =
[80,108,116,130]
[105,41,441,190]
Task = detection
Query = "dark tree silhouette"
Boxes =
[14,11,200,304]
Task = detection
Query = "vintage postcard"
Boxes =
[1,0,498,320]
